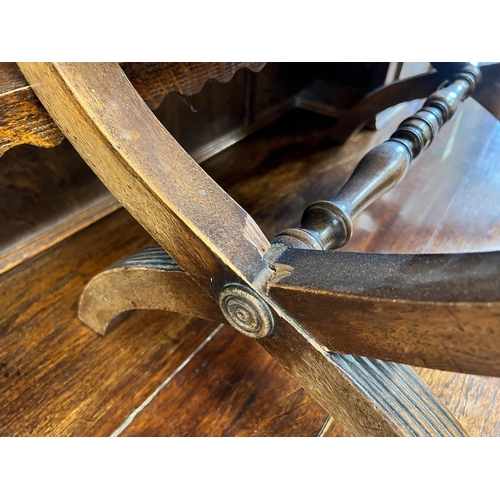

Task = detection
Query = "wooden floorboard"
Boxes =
[119,325,328,437]
[1,100,500,436]
[0,210,219,436]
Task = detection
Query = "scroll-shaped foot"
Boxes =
[79,246,224,335]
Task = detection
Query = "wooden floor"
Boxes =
[1,99,500,436]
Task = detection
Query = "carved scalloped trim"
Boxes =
[121,62,265,109]
[0,62,265,156]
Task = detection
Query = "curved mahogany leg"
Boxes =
[79,246,223,334]
[266,247,500,378]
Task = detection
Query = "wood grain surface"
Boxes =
[119,325,329,437]
[0,140,116,275]
[1,97,500,435]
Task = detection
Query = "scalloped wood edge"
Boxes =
[0,62,265,157]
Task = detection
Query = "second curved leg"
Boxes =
[79,246,223,334]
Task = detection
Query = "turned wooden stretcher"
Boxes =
[5,62,500,436]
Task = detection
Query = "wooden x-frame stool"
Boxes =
[9,62,500,436]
